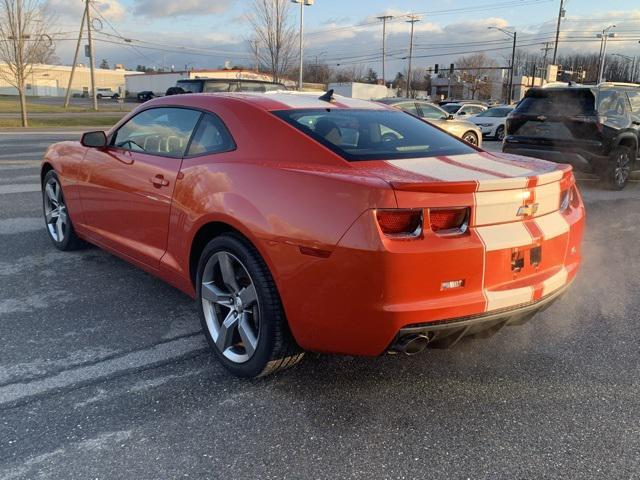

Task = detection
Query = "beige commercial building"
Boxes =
[0,63,142,97]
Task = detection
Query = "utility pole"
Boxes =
[85,0,97,110]
[249,39,259,72]
[541,42,552,67]
[405,14,420,98]
[551,0,565,65]
[510,31,517,103]
[377,15,393,86]
[64,7,86,109]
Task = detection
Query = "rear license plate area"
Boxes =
[511,246,542,273]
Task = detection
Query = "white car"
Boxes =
[441,103,487,117]
[468,105,514,141]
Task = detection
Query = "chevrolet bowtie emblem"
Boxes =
[517,203,539,217]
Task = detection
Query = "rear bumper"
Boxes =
[502,141,605,172]
[392,280,571,350]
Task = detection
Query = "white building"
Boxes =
[0,63,141,97]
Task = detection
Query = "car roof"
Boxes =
[188,91,391,111]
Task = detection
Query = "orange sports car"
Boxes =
[41,91,585,377]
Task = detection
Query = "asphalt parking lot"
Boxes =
[1,130,639,479]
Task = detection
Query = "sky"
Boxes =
[46,0,640,78]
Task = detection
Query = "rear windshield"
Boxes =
[515,89,596,116]
[476,107,512,118]
[442,104,461,113]
[273,108,475,162]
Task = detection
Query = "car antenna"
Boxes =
[318,89,335,103]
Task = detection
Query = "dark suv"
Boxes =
[503,83,640,189]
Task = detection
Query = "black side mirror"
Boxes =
[447,114,455,120]
[81,131,107,148]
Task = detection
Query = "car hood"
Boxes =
[353,151,571,193]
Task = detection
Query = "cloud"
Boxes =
[44,0,125,21]
[133,0,235,18]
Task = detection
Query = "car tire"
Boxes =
[462,131,479,145]
[495,125,505,141]
[602,145,632,190]
[112,94,119,100]
[196,233,304,378]
[42,170,86,251]
[96,94,102,99]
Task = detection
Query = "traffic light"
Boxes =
[434,64,439,74]
[450,63,454,74]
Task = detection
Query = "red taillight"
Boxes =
[428,208,469,234]
[376,209,423,237]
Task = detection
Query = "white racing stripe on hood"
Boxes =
[386,157,500,182]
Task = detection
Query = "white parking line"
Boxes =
[0,335,208,406]
[0,217,42,234]
[0,184,40,194]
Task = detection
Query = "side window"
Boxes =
[626,91,640,113]
[397,102,419,115]
[186,113,236,156]
[112,107,201,157]
[418,103,446,120]
[598,90,629,117]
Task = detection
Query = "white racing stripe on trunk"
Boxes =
[386,157,500,182]
[475,222,533,251]
[536,169,564,185]
[541,266,569,296]
[534,211,570,240]
[534,181,561,216]
[485,286,534,311]
[455,153,535,177]
[477,177,529,192]
[474,189,529,225]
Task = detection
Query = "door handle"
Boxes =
[150,175,169,187]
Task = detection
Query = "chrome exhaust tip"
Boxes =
[394,334,430,355]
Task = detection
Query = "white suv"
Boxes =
[96,88,120,100]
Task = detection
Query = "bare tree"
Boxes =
[247,0,297,83]
[0,0,55,126]
[456,53,496,99]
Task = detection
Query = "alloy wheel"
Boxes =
[44,177,68,243]
[201,251,260,364]
[497,126,505,141]
[614,151,631,187]
[463,132,478,145]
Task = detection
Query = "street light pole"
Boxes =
[377,15,393,86]
[292,0,313,91]
[488,26,517,103]
[597,25,616,83]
